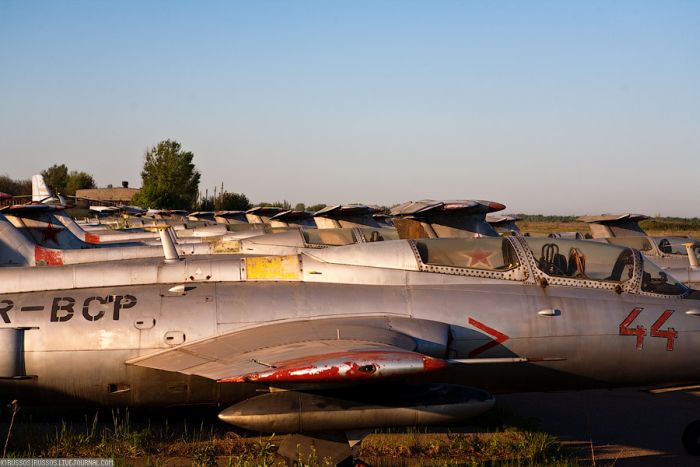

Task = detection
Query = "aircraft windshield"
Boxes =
[525,239,633,283]
[641,259,688,295]
[651,236,699,256]
[302,228,357,246]
[357,228,400,243]
[415,238,519,271]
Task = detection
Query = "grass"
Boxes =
[2,407,281,466]
[359,430,575,466]
[0,404,580,466]
[358,406,577,466]
[519,218,700,238]
[519,221,590,236]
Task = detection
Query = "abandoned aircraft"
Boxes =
[578,214,700,287]
[486,214,522,236]
[313,204,381,229]
[390,199,505,239]
[214,199,509,256]
[2,234,700,460]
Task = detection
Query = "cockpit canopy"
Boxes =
[415,237,519,271]
[641,259,688,295]
[525,238,634,282]
[606,235,700,258]
[651,236,699,256]
[302,227,399,247]
[408,237,688,296]
[578,213,649,238]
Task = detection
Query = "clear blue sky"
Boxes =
[1,1,698,215]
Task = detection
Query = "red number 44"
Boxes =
[619,307,677,351]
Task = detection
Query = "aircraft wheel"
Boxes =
[682,420,700,455]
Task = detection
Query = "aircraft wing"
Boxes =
[127,316,452,383]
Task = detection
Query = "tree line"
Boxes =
[8,139,698,222]
[0,140,328,212]
[0,165,96,197]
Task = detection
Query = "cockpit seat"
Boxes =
[658,238,672,254]
[539,243,568,276]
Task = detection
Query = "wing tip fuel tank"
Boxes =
[218,351,449,383]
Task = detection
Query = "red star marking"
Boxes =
[40,221,61,245]
[465,249,494,268]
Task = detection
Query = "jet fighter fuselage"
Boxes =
[1,236,699,417]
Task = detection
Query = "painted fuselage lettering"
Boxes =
[112,295,137,320]
[50,297,75,322]
[619,307,677,351]
[82,296,107,321]
[0,299,13,324]
[0,295,138,324]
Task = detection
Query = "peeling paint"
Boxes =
[218,350,448,383]
[212,239,241,253]
[34,245,64,266]
[84,233,100,244]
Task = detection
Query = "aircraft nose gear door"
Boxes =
[0,328,28,378]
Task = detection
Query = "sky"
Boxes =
[0,1,698,215]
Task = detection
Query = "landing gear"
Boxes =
[682,420,700,455]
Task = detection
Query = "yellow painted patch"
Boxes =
[143,224,171,232]
[212,239,241,253]
[245,255,300,281]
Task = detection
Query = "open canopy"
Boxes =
[391,199,506,217]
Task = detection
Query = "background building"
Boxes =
[76,182,139,206]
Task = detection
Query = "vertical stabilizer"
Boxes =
[31,174,59,204]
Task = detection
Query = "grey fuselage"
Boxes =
[2,237,700,409]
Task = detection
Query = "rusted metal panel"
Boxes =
[211,239,241,254]
[393,218,434,239]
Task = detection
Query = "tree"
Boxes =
[41,164,69,194]
[294,203,306,211]
[258,200,291,209]
[217,192,251,211]
[132,140,200,210]
[198,195,215,211]
[0,175,31,196]
[307,203,327,213]
[65,171,96,195]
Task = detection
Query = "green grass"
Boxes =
[1,408,282,466]
[0,405,578,466]
[358,405,577,466]
[359,430,576,466]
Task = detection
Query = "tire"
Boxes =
[682,420,700,455]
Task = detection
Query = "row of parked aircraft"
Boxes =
[1,175,700,462]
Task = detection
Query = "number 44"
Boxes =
[619,307,677,351]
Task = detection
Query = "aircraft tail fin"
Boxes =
[32,174,52,202]
[31,173,63,204]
